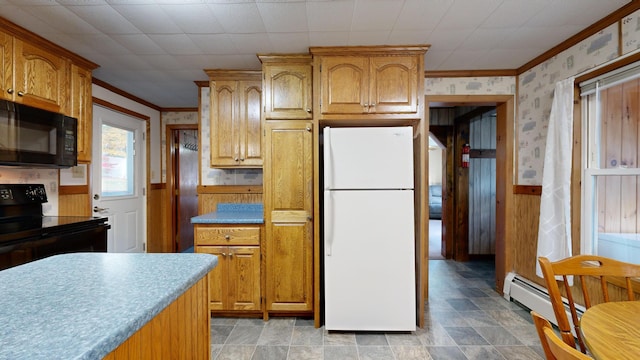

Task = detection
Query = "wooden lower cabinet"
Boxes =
[194,225,262,313]
[104,275,210,359]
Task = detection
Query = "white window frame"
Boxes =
[580,68,640,262]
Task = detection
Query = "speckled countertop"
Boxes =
[191,203,264,224]
[0,252,218,360]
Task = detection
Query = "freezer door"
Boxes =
[324,189,416,331]
[324,126,414,190]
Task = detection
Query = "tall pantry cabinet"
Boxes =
[259,55,314,315]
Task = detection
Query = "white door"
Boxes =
[92,105,145,253]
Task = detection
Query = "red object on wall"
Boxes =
[462,143,470,168]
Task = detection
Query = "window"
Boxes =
[580,65,640,264]
[100,123,135,197]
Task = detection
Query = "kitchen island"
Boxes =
[0,252,217,359]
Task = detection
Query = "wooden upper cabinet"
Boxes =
[71,65,92,162]
[310,45,429,120]
[207,70,262,168]
[13,39,69,114]
[259,54,313,120]
[0,31,13,102]
[370,56,419,114]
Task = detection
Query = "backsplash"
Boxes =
[0,167,59,215]
[199,87,263,186]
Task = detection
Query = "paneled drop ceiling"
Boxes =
[0,0,631,108]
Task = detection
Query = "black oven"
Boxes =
[0,99,77,168]
[0,184,109,271]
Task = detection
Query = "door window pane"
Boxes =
[101,124,134,197]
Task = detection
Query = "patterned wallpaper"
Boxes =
[0,168,59,215]
[199,87,263,186]
[517,23,618,185]
[425,76,516,95]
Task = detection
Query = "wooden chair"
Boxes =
[531,311,592,360]
[538,255,640,353]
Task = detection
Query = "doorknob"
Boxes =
[93,206,108,213]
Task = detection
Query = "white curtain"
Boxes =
[536,77,575,279]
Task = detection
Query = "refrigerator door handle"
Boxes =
[325,191,334,256]
[323,127,333,190]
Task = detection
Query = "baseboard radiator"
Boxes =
[503,272,584,334]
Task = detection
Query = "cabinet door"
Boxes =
[238,80,263,167]
[71,65,92,162]
[264,121,313,311]
[0,31,13,102]
[196,246,227,311]
[319,56,368,114]
[14,39,69,113]
[263,64,312,119]
[369,56,418,114]
[210,80,239,167]
[228,246,261,310]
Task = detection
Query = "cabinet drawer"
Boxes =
[195,227,260,245]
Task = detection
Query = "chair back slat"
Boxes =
[531,311,593,360]
[538,255,640,354]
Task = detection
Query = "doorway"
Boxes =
[92,104,146,253]
[167,125,199,253]
[426,95,514,293]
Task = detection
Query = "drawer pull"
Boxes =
[225,234,231,240]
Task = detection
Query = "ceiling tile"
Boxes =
[437,0,503,29]
[19,4,98,34]
[159,4,224,34]
[387,30,430,45]
[111,4,182,34]
[147,34,202,55]
[394,0,454,31]
[257,2,308,33]
[351,0,403,31]
[267,32,310,53]
[229,33,274,54]
[110,34,166,55]
[459,28,509,51]
[424,49,453,70]
[188,34,237,55]
[348,30,392,45]
[208,3,266,34]
[480,0,547,29]
[424,27,474,50]
[306,0,354,32]
[139,54,184,70]
[308,31,350,46]
[65,4,140,34]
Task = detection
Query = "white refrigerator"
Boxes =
[323,126,416,331]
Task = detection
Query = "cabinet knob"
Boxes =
[364,103,369,107]
[234,157,239,161]
[307,216,313,221]
[17,91,24,97]
[7,88,13,94]
[221,253,227,257]
[224,234,230,240]
[240,158,245,161]
[306,127,312,132]
[228,252,233,257]
[306,108,311,113]
[370,103,375,107]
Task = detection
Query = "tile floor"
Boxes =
[210,259,544,360]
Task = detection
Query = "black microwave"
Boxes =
[0,100,77,168]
